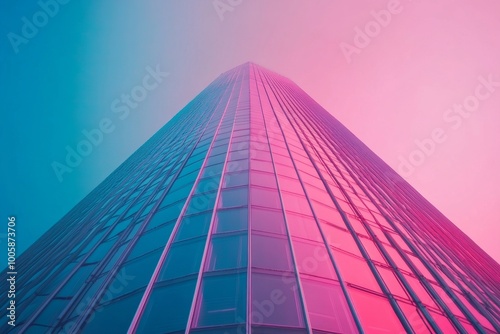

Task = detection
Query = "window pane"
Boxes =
[252,235,292,271]
[87,239,114,263]
[110,250,162,297]
[377,266,407,299]
[251,207,285,234]
[186,192,217,214]
[58,264,95,297]
[429,311,457,333]
[161,187,190,207]
[398,301,432,333]
[251,273,304,327]
[82,292,142,334]
[219,188,248,208]
[332,250,381,292]
[223,172,249,188]
[129,222,175,259]
[137,280,196,333]
[322,224,362,257]
[195,177,220,195]
[251,149,272,162]
[175,213,212,242]
[281,192,311,215]
[202,162,224,177]
[250,171,277,189]
[251,160,274,173]
[293,241,336,279]
[195,273,246,327]
[251,187,281,209]
[215,208,248,233]
[34,299,68,326]
[151,202,183,227]
[301,279,357,333]
[207,234,248,271]
[206,152,226,166]
[160,239,206,280]
[227,159,249,172]
[285,212,323,242]
[277,176,303,194]
[348,288,405,334]
[228,149,248,161]
[189,327,243,334]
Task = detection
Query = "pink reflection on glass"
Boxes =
[251,207,285,234]
[250,187,281,209]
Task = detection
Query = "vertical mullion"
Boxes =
[246,64,255,334]
[251,65,313,333]
[257,68,367,332]
[263,69,416,333]
[274,76,445,334]
[270,70,484,333]
[56,89,222,331]
[18,110,201,333]
[127,67,242,333]
[184,66,245,333]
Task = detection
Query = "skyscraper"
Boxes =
[2,62,499,333]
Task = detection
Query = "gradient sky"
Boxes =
[1,0,499,262]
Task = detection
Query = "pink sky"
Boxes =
[169,0,500,262]
[70,0,500,263]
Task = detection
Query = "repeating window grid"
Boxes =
[336,131,492,328]
[88,73,242,332]
[185,73,249,332]
[52,112,211,330]
[248,68,312,333]
[6,63,500,333]
[128,66,244,333]
[16,77,226,333]
[255,80,320,331]
[274,69,500,332]
[362,163,491,287]
[71,91,228,331]
[388,219,496,328]
[270,70,496,332]
[271,75,458,332]
[371,178,499,330]
[284,79,444,316]
[6,69,236,332]
[15,156,157,329]
[8,84,215,300]
[258,68,419,333]
[405,231,500,330]
[252,64,363,333]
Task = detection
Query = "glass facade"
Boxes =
[2,62,499,333]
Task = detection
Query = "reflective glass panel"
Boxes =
[207,234,248,271]
[251,273,304,327]
[195,273,246,327]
